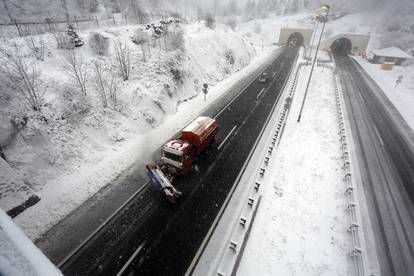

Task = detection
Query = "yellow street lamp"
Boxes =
[320,4,330,13]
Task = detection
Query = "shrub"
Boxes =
[53,32,73,50]
[89,32,109,55]
[167,27,185,52]
[166,56,183,84]
[224,49,235,65]
[205,13,215,29]
[226,19,237,30]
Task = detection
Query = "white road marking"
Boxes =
[256,88,266,100]
[115,241,146,276]
[57,183,148,268]
[218,125,237,150]
[272,71,277,77]
[373,125,384,147]
[214,76,260,119]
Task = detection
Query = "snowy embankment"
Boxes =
[0,209,62,276]
[0,17,290,240]
[237,65,350,274]
[352,56,414,131]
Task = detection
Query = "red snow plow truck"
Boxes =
[146,116,218,202]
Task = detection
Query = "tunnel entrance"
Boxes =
[330,37,352,55]
[287,32,304,47]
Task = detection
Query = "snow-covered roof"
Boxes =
[373,47,413,59]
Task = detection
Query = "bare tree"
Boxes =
[93,62,118,108]
[129,0,148,24]
[0,46,43,111]
[24,35,46,61]
[224,49,235,65]
[226,18,237,31]
[89,32,109,55]
[114,40,130,81]
[53,32,73,49]
[64,50,89,95]
[132,28,150,61]
[93,62,108,107]
[167,27,185,52]
[108,74,118,107]
[204,13,215,29]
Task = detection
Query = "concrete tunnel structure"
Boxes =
[278,28,370,55]
[278,28,313,46]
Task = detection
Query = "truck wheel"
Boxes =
[190,164,200,174]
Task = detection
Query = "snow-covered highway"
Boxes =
[336,54,414,275]
[57,46,299,276]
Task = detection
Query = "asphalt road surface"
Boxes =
[58,46,299,276]
[335,54,414,276]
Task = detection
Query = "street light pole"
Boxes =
[297,4,330,123]
[308,18,319,59]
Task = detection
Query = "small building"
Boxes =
[369,47,413,65]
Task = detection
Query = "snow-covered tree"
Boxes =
[0,46,43,112]
[204,13,215,29]
[133,29,150,61]
[89,32,109,55]
[66,21,84,48]
[64,50,89,95]
[114,40,131,81]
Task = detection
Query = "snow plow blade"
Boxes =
[146,164,182,203]
[146,163,173,191]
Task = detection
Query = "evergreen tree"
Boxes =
[66,21,84,47]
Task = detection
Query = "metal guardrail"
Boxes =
[211,56,306,276]
[317,61,367,276]
[192,52,368,276]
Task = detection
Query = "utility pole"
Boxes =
[297,4,330,123]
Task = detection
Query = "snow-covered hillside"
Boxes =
[0,20,256,212]
[2,13,308,239]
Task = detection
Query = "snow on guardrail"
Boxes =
[212,57,309,276]
[317,60,368,276]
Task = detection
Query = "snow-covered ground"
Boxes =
[352,56,414,131]
[237,64,350,275]
[2,9,411,246]
[1,16,297,240]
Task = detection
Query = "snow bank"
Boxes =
[237,65,350,275]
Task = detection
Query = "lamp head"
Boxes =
[321,4,330,13]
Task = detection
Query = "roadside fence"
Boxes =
[0,14,139,38]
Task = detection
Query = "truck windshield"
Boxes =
[163,150,182,163]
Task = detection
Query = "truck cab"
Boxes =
[161,140,195,175]
[160,116,218,175]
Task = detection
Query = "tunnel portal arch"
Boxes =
[330,37,352,55]
[278,28,313,46]
[287,32,304,47]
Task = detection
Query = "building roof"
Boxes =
[373,47,413,59]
